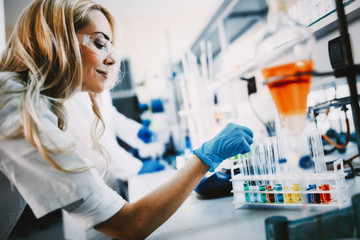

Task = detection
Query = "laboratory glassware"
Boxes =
[257,0,315,173]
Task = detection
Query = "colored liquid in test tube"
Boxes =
[321,184,331,203]
[281,164,292,204]
[306,185,314,204]
[279,158,292,204]
[243,182,251,203]
[266,185,275,203]
[312,184,321,204]
[275,183,284,203]
[253,141,267,203]
[272,137,284,204]
[241,155,251,203]
[292,183,301,203]
[319,185,325,203]
[309,131,331,204]
[284,186,293,203]
[259,185,267,203]
[249,151,260,203]
[251,182,259,203]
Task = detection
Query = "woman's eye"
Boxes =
[94,40,106,50]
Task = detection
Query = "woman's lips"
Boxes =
[96,69,108,79]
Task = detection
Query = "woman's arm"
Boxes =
[95,123,253,239]
[95,154,208,239]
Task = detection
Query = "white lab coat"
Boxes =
[64,91,144,181]
[62,91,165,240]
[0,80,125,240]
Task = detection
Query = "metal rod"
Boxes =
[335,0,360,155]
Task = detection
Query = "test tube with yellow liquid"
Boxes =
[291,183,302,203]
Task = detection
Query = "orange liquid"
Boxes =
[321,184,331,203]
[262,60,314,116]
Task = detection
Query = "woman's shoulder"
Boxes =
[0,72,26,120]
[0,71,26,91]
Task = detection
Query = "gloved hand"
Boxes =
[138,159,165,174]
[194,123,253,172]
[137,126,157,143]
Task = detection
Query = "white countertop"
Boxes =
[128,168,360,240]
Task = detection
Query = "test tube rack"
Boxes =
[230,158,350,209]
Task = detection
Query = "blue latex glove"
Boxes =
[137,127,157,143]
[151,98,164,113]
[194,123,253,172]
[142,119,151,127]
[138,103,149,114]
[138,159,165,174]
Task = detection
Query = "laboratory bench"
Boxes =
[128,168,360,240]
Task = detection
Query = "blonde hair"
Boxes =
[0,0,117,173]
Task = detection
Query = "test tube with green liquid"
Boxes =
[275,183,284,203]
[243,182,251,203]
[253,141,267,203]
[241,154,251,203]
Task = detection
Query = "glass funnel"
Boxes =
[257,0,315,170]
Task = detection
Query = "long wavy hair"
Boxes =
[0,0,118,173]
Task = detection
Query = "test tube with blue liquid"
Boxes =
[255,142,268,203]
[249,152,259,203]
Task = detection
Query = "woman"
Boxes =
[0,0,253,239]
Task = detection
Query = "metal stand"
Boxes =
[335,0,360,155]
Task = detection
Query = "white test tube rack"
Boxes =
[230,158,350,209]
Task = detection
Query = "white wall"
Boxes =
[114,9,218,85]
[0,0,5,51]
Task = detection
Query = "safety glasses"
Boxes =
[77,34,114,58]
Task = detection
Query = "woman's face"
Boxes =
[76,10,115,93]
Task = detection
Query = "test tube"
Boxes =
[243,182,251,203]
[306,184,314,204]
[283,167,293,204]
[273,137,284,204]
[259,185,267,203]
[264,138,273,202]
[265,138,278,203]
[317,133,331,203]
[253,142,267,203]
[306,170,316,204]
[292,183,302,203]
[250,182,259,203]
[241,154,251,203]
[313,184,321,204]
[309,131,331,203]
[304,134,315,204]
[275,183,284,203]
[266,185,275,203]
[276,136,293,204]
[251,148,263,203]
[247,153,258,203]
[321,183,331,203]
